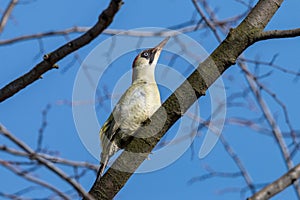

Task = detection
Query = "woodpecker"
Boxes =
[97,37,170,179]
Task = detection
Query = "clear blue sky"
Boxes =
[1,0,300,199]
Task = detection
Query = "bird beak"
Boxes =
[149,37,170,65]
[152,37,170,54]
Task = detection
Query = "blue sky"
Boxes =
[1,0,300,199]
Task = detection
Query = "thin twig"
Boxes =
[239,61,300,198]
[248,163,300,200]
[0,16,242,46]
[0,160,70,200]
[239,57,300,76]
[219,135,256,194]
[0,0,18,33]
[191,0,222,42]
[188,166,242,184]
[0,125,94,200]
[0,145,98,171]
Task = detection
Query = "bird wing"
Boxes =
[98,112,120,178]
[99,112,119,155]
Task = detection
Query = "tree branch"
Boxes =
[0,0,123,103]
[0,160,70,200]
[0,145,98,171]
[239,61,300,197]
[256,28,300,41]
[0,16,242,46]
[191,0,222,42]
[248,163,300,200]
[87,0,287,199]
[0,0,18,33]
[0,125,94,200]
[0,26,89,45]
[219,135,256,194]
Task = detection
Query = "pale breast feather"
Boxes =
[115,88,144,128]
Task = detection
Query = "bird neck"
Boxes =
[132,66,156,84]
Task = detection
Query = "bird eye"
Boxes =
[142,52,149,58]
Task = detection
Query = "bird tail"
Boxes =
[96,155,109,181]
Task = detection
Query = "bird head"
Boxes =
[132,37,170,83]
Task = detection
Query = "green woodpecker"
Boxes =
[97,37,170,178]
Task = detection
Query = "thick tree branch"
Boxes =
[87,0,287,199]
[248,163,300,200]
[0,0,123,103]
[0,0,18,33]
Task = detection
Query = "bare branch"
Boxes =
[0,0,123,103]
[256,28,300,41]
[0,16,242,46]
[0,160,70,200]
[36,104,51,152]
[0,0,18,33]
[239,57,300,76]
[0,191,32,200]
[199,0,249,33]
[0,26,89,45]
[188,165,242,184]
[0,145,98,171]
[191,0,222,42]
[220,135,256,194]
[239,61,300,198]
[238,57,299,143]
[0,125,94,200]
[248,163,300,200]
